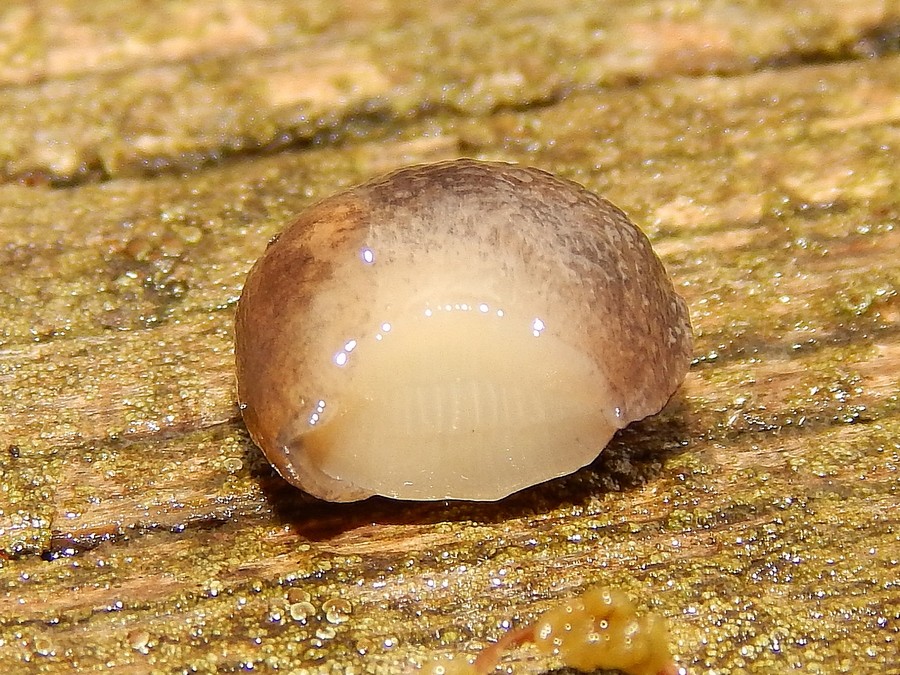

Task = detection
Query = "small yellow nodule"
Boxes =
[418,585,679,675]
[533,588,675,675]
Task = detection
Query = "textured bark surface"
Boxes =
[0,2,898,673]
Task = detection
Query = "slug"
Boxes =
[234,159,692,502]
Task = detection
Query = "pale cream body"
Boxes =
[294,243,619,500]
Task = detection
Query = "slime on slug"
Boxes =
[234,159,692,502]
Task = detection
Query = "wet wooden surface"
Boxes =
[1,2,898,673]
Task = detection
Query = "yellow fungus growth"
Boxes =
[419,586,680,675]
[531,586,676,675]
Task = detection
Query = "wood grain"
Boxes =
[0,1,898,673]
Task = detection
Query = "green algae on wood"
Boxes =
[0,0,897,183]
[1,2,900,673]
